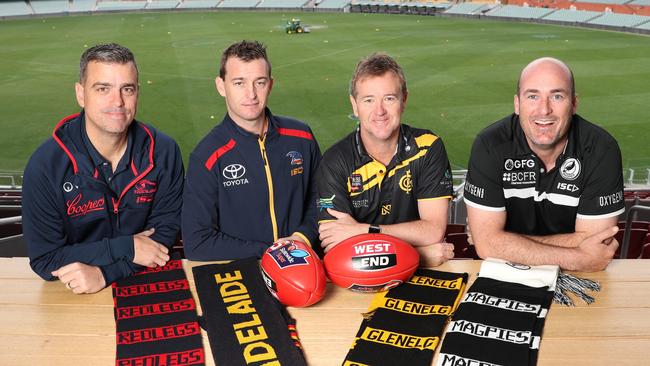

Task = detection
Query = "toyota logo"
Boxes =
[223,164,246,180]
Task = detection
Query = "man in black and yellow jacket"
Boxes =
[182,40,321,260]
[317,53,454,267]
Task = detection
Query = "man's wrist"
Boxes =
[368,224,381,234]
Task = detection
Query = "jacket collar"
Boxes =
[52,110,155,176]
[223,107,277,139]
[354,124,415,166]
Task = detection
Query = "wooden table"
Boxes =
[1,258,649,365]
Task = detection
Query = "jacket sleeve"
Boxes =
[22,157,135,282]
[291,134,322,247]
[146,140,184,248]
[182,150,269,261]
[316,150,355,223]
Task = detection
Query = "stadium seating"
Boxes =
[574,0,628,4]
[446,233,480,259]
[642,242,650,259]
[444,3,489,15]
[70,0,97,12]
[31,1,69,15]
[177,0,219,9]
[542,9,603,22]
[614,228,648,258]
[96,1,147,11]
[636,19,650,28]
[259,0,309,8]
[486,5,554,19]
[218,0,261,8]
[0,1,32,17]
[587,12,649,26]
[445,223,466,235]
[145,1,181,9]
[316,0,352,10]
[618,221,650,230]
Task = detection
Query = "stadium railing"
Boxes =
[620,205,650,258]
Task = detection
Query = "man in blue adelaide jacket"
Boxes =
[22,44,184,294]
[182,40,321,260]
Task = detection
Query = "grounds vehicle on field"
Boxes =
[285,18,310,34]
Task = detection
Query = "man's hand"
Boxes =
[276,235,303,244]
[52,262,106,294]
[571,226,619,272]
[319,209,367,253]
[133,228,170,267]
[416,242,455,268]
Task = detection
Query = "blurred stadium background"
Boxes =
[1,0,649,258]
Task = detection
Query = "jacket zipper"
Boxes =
[258,135,279,241]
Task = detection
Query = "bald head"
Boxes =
[517,57,575,98]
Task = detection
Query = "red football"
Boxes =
[260,239,327,307]
[324,233,420,292]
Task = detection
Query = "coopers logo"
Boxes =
[222,164,249,187]
[66,193,105,218]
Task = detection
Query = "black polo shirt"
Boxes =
[317,124,453,225]
[464,113,624,235]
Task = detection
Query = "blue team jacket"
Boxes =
[182,109,321,260]
[22,111,184,285]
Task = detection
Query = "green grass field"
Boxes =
[1,11,649,176]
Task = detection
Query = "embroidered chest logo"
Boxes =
[134,179,157,204]
[317,195,335,211]
[222,163,250,187]
[399,170,413,194]
[349,173,363,193]
[381,204,391,216]
[66,193,105,218]
[287,151,304,176]
[560,158,581,181]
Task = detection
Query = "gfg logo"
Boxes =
[222,164,246,180]
[222,163,249,187]
[504,158,535,171]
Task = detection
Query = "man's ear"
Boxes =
[349,95,358,118]
[215,77,226,97]
[513,94,520,115]
[75,82,85,108]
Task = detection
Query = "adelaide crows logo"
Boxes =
[286,151,303,166]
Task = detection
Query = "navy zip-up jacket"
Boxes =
[22,111,184,285]
[182,109,321,260]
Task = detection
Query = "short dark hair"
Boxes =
[79,43,138,83]
[349,53,407,98]
[516,57,575,98]
[219,40,271,79]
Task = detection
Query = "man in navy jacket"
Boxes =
[182,40,321,260]
[22,43,184,293]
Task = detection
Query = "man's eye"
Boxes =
[123,87,136,95]
[256,80,267,87]
[552,94,565,101]
[527,95,539,100]
[384,96,397,104]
